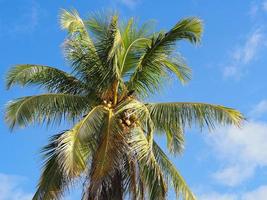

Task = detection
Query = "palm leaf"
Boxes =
[163,54,192,84]
[60,9,86,35]
[128,127,167,200]
[34,106,106,200]
[127,18,202,96]
[57,106,107,176]
[165,126,185,155]
[6,64,86,94]
[153,142,196,200]
[5,93,91,129]
[147,102,244,130]
[87,109,128,198]
[119,18,153,76]
[33,132,72,200]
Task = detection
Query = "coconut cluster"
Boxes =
[103,100,113,108]
[119,110,137,129]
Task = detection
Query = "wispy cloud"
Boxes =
[248,1,267,17]
[116,0,140,9]
[249,100,267,118]
[207,120,267,186]
[0,0,42,37]
[0,173,32,200]
[199,191,237,200]
[212,165,254,187]
[11,1,40,33]
[223,29,265,79]
[223,0,267,79]
[198,185,267,200]
[262,0,267,12]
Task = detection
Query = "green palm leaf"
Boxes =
[128,127,167,200]
[147,102,243,130]
[86,109,128,198]
[34,106,106,200]
[60,9,88,38]
[5,93,91,129]
[6,64,86,94]
[33,132,72,200]
[127,18,202,96]
[153,142,196,200]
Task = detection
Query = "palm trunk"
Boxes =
[109,170,123,200]
[84,170,123,200]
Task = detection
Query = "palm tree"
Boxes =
[5,9,243,200]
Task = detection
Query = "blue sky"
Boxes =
[1,0,267,199]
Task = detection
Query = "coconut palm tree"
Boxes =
[5,9,244,200]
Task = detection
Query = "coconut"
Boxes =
[125,119,131,126]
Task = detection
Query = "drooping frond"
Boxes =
[5,93,91,129]
[34,107,106,200]
[56,127,87,178]
[163,54,192,85]
[87,109,128,198]
[57,106,107,177]
[128,127,167,200]
[165,126,185,155]
[146,102,244,130]
[33,132,72,200]
[153,142,196,200]
[6,64,86,94]
[127,18,202,97]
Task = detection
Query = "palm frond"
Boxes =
[163,54,192,84]
[6,64,86,94]
[119,18,153,75]
[165,126,185,155]
[57,106,107,177]
[128,127,167,200]
[86,10,115,41]
[61,9,103,86]
[92,14,122,93]
[5,93,91,129]
[153,142,196,200]
[33,132,72,200]
[87,109,128,198]
[127,18,202,97]
[60,9,88,39]
[147,102,244,130]
[34,107,106,200]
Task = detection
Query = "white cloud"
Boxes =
[198,185,267,200]
[249,100,267,118]
[0,173,32,200]
[207,121,267,186]
[242,185,267,200]
[224,29,265,79]
[212,165,254,187]
[198,192,237,200]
